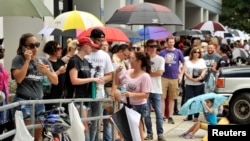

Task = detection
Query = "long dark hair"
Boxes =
[17,33,34,55]
[134,52,151,74]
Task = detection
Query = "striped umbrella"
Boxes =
[49,9,103,31]
[192,21,227,33]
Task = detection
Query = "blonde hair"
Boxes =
[67,39,78,52]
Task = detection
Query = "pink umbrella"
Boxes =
[192,21,227,33]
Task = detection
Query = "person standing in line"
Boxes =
[159,36,185,124]
[212,44,231,72]
[65,37,104,139]
[42,41,67,110]
[183,47,207,122]
[103,43,131,141]
[11,33,58,141]
[203,44,221,93]
[61,39,78,64]
[144,39,166,141]
[0,39,14,140]
[85,28,114,141]
[115,51,152,141]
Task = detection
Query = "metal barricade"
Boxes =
[0,97,116,140]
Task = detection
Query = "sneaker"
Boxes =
[178,133,187,138]
[184,133,194,139]
[168,117,175,124]
[158,135,166,141]
[144,134,153,140]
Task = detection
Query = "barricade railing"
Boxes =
[0,96,115,140]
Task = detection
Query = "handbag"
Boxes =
[192,68,205,82]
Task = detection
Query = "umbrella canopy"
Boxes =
[137,26,172,40]
[173,30,202,36]
[112,26,141,39]
[38,27,83,38]
[0,0,53,18]
[106,2,183,25]
[49,9,103,31]
[232,48,249,59]
[78,26,130,42]
[179,93,228,115]
[38,27,62,36]
[213,31,233,38]
[111,106,141,141]
[192,21,227,33]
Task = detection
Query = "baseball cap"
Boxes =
[90,28,105,38]
[78,37,99,48]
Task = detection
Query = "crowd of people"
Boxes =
[0,28,250,141]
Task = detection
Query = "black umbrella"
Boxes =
[111,98,141,140]
[113,26,141,39]
[106,2,183,25]
[173,30,201,36]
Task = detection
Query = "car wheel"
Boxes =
[229,92,250,124]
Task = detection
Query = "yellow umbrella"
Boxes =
[49,9,103,31]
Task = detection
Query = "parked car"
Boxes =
[214,66,250,124]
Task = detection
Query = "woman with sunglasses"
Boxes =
[183,46,207,122]
[42,40,66,111]
[11,33,58,141]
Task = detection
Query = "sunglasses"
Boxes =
[148,45,157,48]
[193,51,200,53]
[24,42,40,49]
[56,47,62,51]
[0,48,5,53]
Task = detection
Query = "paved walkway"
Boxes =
[147,113,207,141]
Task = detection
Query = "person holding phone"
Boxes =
[11,33,58,141]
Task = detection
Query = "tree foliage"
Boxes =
[220,0,250,33]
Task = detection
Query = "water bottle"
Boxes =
[120,84,127,103]
[91,82,96,99]
[120,85,127,94]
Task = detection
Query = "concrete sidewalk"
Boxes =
[146,113,207,141]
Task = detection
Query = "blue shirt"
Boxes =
[206,111,217,125]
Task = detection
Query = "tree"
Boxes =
[220,0,250,33]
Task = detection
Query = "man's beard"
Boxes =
[208,51,214,55]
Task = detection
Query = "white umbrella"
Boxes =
[232,48,249,59]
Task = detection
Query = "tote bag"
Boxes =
[13,111,34,141]
[66,102,85,141]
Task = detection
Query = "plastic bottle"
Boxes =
[91,82,96,99]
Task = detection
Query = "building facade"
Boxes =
[0,0,222,72]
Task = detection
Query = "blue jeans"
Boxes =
[145,93,164,135]
[103,108,112,141]
[88,101,103,141]
[12,96,45,120]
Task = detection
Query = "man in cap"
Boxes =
[85,28,114,141]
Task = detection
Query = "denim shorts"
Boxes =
[13,96,45,120]
[131,103,148,118]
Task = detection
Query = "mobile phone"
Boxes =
[22,46,26,53]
